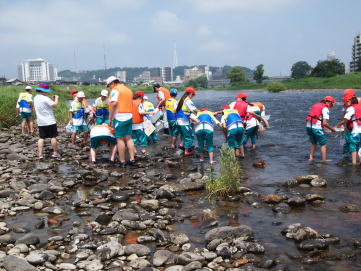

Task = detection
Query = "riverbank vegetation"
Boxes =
[206,146,242,197]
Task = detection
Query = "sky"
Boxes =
[0,0,361,77]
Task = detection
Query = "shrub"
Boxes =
[267,82,287,93]
[206,146,242,197]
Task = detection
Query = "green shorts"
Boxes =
[349,133,361,153]
[90,135,116,148]
[168,120,179,137]
[96,116,109,125]
[132,129,148,147]
[113,118,132,138]
[196,129,214,153]
[20,112,32,121]
[179,125,194,149]
[306,127,327,146]
[343,129,352,155]
[73,125,89,132]
[227,127,244,149]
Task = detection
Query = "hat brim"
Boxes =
[36,87,52,93]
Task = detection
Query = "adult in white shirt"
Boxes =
[33,83,59,159]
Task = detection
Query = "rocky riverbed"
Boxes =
[0,125,360,271]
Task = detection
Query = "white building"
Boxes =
[161,67,173,82]
[18,58,58,82]
[327,51,336,61]
[116,70,126,82]
[350,34,361,72]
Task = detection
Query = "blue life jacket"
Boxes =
[223,109,243,128]
[176,97,192,121]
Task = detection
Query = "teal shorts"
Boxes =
[168,120,179,137]
[196,129,214,153]
[90,135,116,148]
[20,112,32,120]
[306,127,327,146]
[96,116,109,125]
[113,118,132,138]
[73,125,89,132]
[349,133,361,153]
[343,129,352,155]
[242,126,258,145]
[227,127,244,149]
[132,129,148,147]
[179,125,194,149]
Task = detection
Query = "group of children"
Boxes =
[306,89,361,165]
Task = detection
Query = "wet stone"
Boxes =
[298,239,329,251]
[287,197,306,207]
[37,190,55,200]
[152,250,177,266]
[339,204,361,213]
[113,209,139,221]
[3,255,37,271]
[170,232,190,245]
[25,251,48,265]
[125,244,151,256]
[95,214,112,225]
[15,233,40,245]
[272,203,291,214]
[205,225,254,242]
[110,191,129,202]
[0,234,15,245]
[178,252,205,265]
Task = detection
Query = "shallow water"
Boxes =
[7,89,361,270]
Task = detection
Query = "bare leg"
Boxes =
[28,119,34,135]
[351,151,358,165]
[90,148,96,162]
[199,152,204,161]
[117,138,126,163]
[309,144,316,161]
[239,146,245,157]
[50,137,59,155]
[71,131,77,145]
[21,119,26,135]
[38,138,44,158]
[235,148,240,156]
[171,137,177,148]
[320,145,327,161]
[209,152,214,164]
[125,135,135,161]
[82,131,89,146]
[110,145,117,161]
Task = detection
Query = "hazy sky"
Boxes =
[1,0,360,77]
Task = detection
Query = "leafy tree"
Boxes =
[227,66,247,83]
[356,58,361,72]
[253,64,264,83]
[185,76,208,88]
[291,61,312,78]
[311,59,345,77]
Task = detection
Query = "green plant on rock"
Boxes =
[206,146,241,197]
[267,82,287,93]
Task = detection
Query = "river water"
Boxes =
[7,89,361,270]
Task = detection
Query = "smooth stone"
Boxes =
[205,225,254,242]
[165,265,185,271]
[95,214,112,225]
[15,233,40,245]
[28,184,49,193]
[129,258,151,269]
[37,190,55,200]
[287,196,306,207]
[298,239,329,250]
[272,203,291,214]
[3,255,36,271]
[56,263,77,270]
[85,260,103,271]
[125,244,151,256]
[170,232,190,245]
[233,240,265,253]
[140,199,159,210]
[25,251,48,265]
[184,261,202,271]
[310,177,327,187]
[177,252,205,265]
[113,209,139,221]
[152,250,176,266]
[110,191,129,202]
[97,239,124,260]
[188,172,202,180]
[0,234,15,244]
[154,189,175,199]
[340,204,361,213]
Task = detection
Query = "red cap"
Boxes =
[343,94,354,104]
[343,89,355,97]
[324,96,335,106]
[222,105,230,110]
[135,91,144,98]
[70,89,78,95]
[201,108,209,111]
[185,87,196,95]
[236,93,247,99]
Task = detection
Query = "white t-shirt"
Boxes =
[245,105,260,130]
[344,106,361,134]
[133,103,145,130]
[306,107,329,130]
[70,99,89,126]
[195,113,220,132]
[90,126,115,138]
[16,93,33,113]
[34,94,56,126]
[110,89,132,121]
[177,98,197,126]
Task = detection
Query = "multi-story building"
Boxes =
[184,66,212,80]
[161,67,173,82]
[18,58,58,82]
[116,70,127,82]
[134,71,151,83]
[350,34,361,72]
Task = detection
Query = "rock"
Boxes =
[7,153,26,161]
[282,224,320,241]
[3,255,37,271]
[0,190,15,198]
[140,199,159,210]
[216,243,232,258]
[261,194,282,204]
[97,239,123,260]
[184,261,202,271]
[233,240,265,253]
[206,239,223,251]
[95,214,112,225]
[340,204,361,213]
[0,234,15,244]
[56,263,77,270]
[310,177,327,187]
[253,160,266,168]
[188,172,202,180]
[287,196,306,207]
[165,266,185,271]
[16,233,40,245]
[85,260,103,271]
[153,250,176,266]
[125,244,151,256]
[113,209,139,221]
[43,206,63,214]
[110,191,129,202]
[25,251,48,265]
[305,194,325,202]
[160,180,205,193]
[286,175,327,187]
[37,190,55,200]
[298,239,329,250]
[272,203,291,214]
[177,252,205,265]
[205,225,253,243]
[170,232,189,245]
[129,258,151,269]
[28,184,49,194]
[154,189,175,199]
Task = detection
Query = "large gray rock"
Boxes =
[3,255,36,271]
[28,184,49,194]
[112,209,139,221]
[160,180,205,193]
[205,226,254,243]
[97,239,124,260]
[15,233,40,245]
[153,250,177,266]
[25,251,48,265]
[170,232,189,245]
[125,244,151,256]
[282,223,320,241]
[0,234,15,245]
[165,266,185,271]
[233,239,265,253]
[177,252,205,265]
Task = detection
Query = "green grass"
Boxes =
[267,82,287,93]
[206,146,242,197]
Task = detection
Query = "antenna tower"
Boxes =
[173,42,178,69]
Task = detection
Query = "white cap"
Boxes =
[25,86,32,90]
[105,76,119,86]
[77,91,85,98]
[143,96,149,100]
[101,89,108,97]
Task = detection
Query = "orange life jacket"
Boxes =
[114,84,133,113]
[159,87,170,102]
[132,99,144,124]
[251,102,264,112]
[306,103,327,124]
